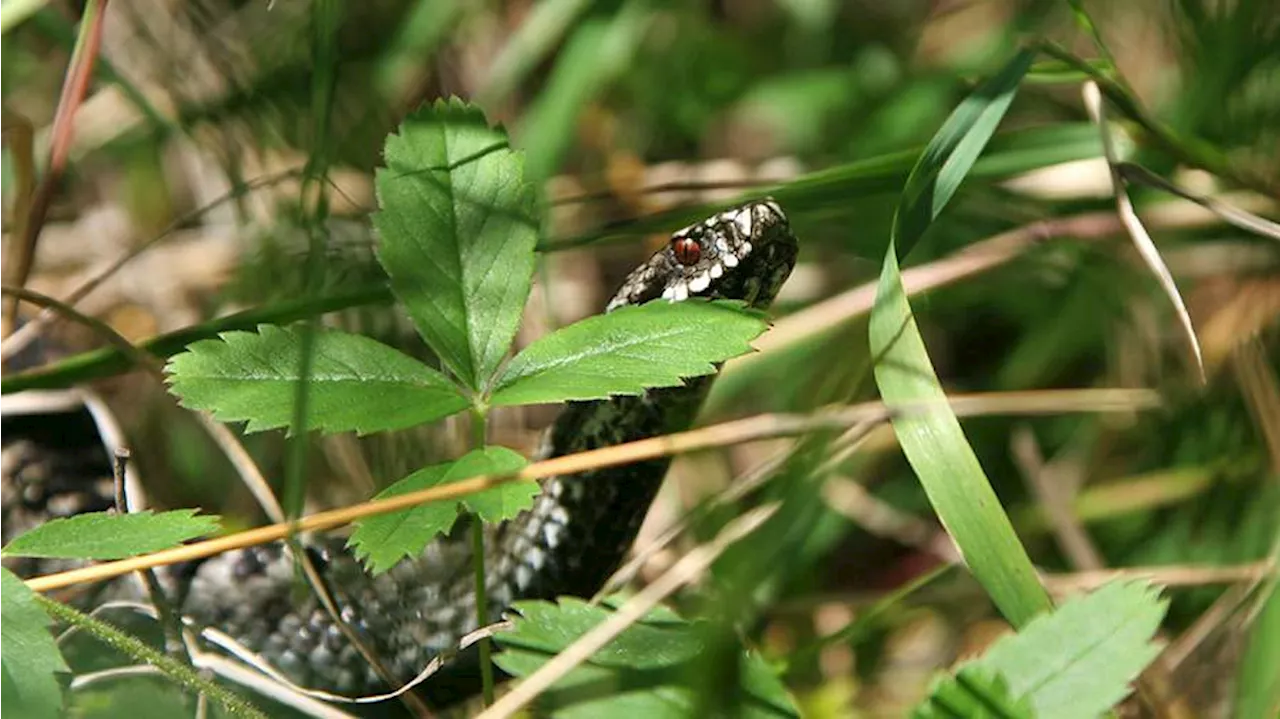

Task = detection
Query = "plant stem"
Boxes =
[469,405,496,705]
[37,596,266,719]
[1036,41,1278,197]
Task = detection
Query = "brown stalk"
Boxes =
[4,0,110,335]
[25,388,1158,594]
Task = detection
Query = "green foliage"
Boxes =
[1235,577,1280,719]
[348,447,535,574]
[1,569,68,719]
[373,97,538,391]
[5,4,1276,716]
[491,300,768,406]
[494,597,799,718]
[2,510,219,560]
[165,324,469,435]
[913,669,1033,719]
[869,48,1052,628]
[914,580,1168,719]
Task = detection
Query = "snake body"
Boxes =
[2,199,798,705]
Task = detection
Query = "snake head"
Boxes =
[606,198,799,312]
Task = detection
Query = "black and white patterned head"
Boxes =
[606,199,798,312]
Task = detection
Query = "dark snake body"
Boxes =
[2,199,798,705]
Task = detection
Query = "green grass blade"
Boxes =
[518,1,653,180]
[0,283,392,394]
[869,48,1053,628]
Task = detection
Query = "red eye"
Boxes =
[671,237,701,266]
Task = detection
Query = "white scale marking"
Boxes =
[688,273,711,293]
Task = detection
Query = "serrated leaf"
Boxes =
[3,510,219,560]
[2,569,68,719]
[913,667,1034,719]
[165,325,469,435]
[349,447,534,574]
[490,301,769,407]
[494,597,798,718]
[968,580,1168,719]
[374,98,538,391]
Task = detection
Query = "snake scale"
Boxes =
[1,199,799,707]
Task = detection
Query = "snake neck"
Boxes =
[489,377,711,605]
[164,378,718,697]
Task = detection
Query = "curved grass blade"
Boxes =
[869,48,1053,628]
[517,1,654,180]
[1,283,392,395]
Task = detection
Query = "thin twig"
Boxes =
[37,595,268,719]
[1041,560,1274,594]
[1011,427,1104,571]
[822,476,959,562]
[1,285,164,378]
[0,168,304,362]
[5,0,110,333]
[598,418,883,596]
[24,388,1160,594]
[475,505,778,719]
[192,412,425,715]
[111,447,192,665]
[1083,80,1205,382]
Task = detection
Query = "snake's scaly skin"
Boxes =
[2,199,798,703]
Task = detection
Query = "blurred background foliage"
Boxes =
[2,0,1278,716]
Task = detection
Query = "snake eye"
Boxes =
[671,237,701,266]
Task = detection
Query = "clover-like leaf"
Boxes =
[166,325,470,435]
[933,580,1168,719]
[3,510,219,560]
[374,98,538,391]
[490,300,768,407]
[2,569,68,719]
[349,447,535,574]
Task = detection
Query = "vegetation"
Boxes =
[3,1,1277,717]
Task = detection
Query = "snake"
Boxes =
[1,198,798,708]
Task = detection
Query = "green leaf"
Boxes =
[2,283,393,395]
[165,325,469,435]
[494,597,798,718]
[2,510,219,560]
[1235,576,1280,719]
[913,668,1034,719]
[970,580,1167,719]
[348,447,535,574]
[374,98,538,391]
[2,569,68,719]
[490,301,768,407]
[869,48,1052,628]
